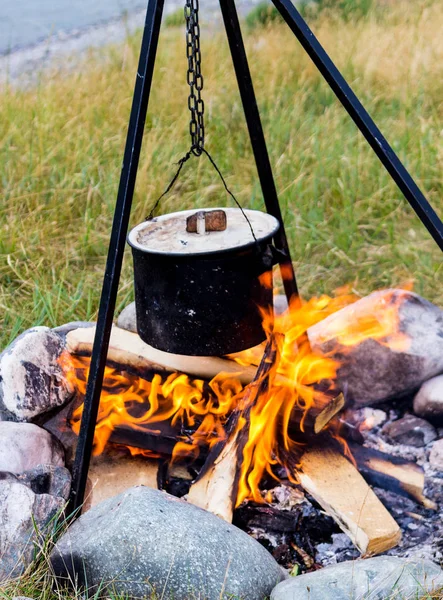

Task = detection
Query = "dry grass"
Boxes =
[0,0,442,349]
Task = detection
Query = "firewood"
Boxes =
[297,446,401,555]
[65,326,257,385]
[109,422,179,457]
[186,340,276,522]
[314,392,345,434]
[349,443,436,509]
[84,452,159,512]
[186,432,241,521]
[66,327,346,436]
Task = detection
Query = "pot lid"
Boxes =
[127,208,279,256]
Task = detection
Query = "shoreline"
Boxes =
[0,8,147,85]
[0,0,260,86]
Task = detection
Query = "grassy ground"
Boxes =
[0,0,442,350]
[1,1,443,598]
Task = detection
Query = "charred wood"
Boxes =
[349,442,436,509]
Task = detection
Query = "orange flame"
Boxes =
[62,287,410,507]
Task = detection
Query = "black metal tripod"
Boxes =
[68,0,443,514]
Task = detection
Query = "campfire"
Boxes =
[56,286,431,560]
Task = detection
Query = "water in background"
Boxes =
[0,0,148,55]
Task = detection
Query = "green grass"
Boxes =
[0,0,442,351]
[245,2,283,29]
[163,7,185,28]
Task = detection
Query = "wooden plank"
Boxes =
[349,443,436,509]
[66,325,257,385]
[84,454,159,512]
[297,446,401,555]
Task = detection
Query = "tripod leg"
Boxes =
[272,0,443,252]
[218,0,300,303]
[68,0,165,514]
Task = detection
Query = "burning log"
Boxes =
[187,340,276,522]
[65,326,257,385]
[297,445,401,555]
[66,326,344,438]
[186,428,241,522]
[109,422,179,457]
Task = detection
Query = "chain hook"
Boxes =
[185,0,205,154]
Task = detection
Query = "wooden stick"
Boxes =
[66,325,257,385]
[187,340,276,522]
[314,392,345,434]
[297,446,401,555]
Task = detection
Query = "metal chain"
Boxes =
[184,0,205,156]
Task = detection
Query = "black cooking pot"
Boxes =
[127,207,280,356]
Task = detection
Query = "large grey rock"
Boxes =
[51,486,285,599]
[116,302,137,333]
[0,481,64,580]
[0,422,64,473]
[271,556,443,600]
[0,327,72,421]
[308,290,443,406]
[414,374,443,424]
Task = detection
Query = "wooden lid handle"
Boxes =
[186,209,227,234]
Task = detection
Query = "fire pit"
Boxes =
[49,286,442,567]
[1,287,443,598]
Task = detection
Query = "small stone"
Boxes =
[17,464,71,500]
[273,295,288,315]
[52,321,95,339]
[429,439,443,471]
[414,375,443,424]
[116,301,137,333]
[0,481,64,580]
[382,414,437,447]
[0,422,64,473]
[41,397,79,468]
[308,290,443,406]
[271,556,443,600]
[11,597,35,600]
[0,327,72,421]
[360,407,387,429]
[346,407,387,432]
[51,486,285,599]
